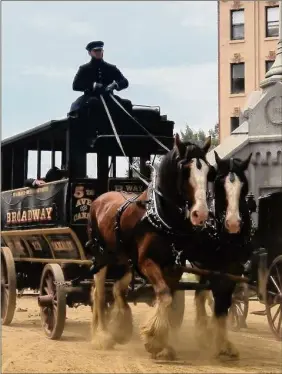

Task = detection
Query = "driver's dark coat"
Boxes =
[72,58,129,94]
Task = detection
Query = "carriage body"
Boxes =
[257,191,282,264]
[1,102,175,338]
[230,191,282,340]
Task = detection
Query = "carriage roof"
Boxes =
[1,104,174,153]
[1,103,174,191]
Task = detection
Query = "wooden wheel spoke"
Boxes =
[272,304,281,324]
[275,265,282,289]
[277,307,282,333]
[43,286,49,294]
[46,276,54,293]
[270,275,281,294]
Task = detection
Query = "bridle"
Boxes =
[176,149,214,214]
[215,158,249,233]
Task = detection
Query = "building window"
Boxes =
[231,117,240,132]
[266,6,279,37]
[231,63,245,94]
[265,60,274,73]
[230,9,245,40]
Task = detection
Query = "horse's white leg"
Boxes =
[91,266,115,350]
[139,259,173,359]
[194,290,212,348]
[212,315,239,358]
[107,271,133,344]
[212,291,239,359]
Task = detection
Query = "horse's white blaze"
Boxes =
[189,159,209,225]
[224,173,242,232]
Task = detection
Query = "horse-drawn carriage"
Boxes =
[1,95,281,359]
[1,101,178,339]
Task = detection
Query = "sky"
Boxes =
[2,0,218,176]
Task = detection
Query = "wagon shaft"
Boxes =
[179,265,250,283]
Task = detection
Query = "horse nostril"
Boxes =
[192,210,198,218]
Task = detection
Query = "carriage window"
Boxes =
[27,151,37,178]
[131,157,140,178]
[27,150,63,179]
[150,154,163,167]
[86,153,97,178]
[108,156,115,177]
[41,151,52,177]
[116,156,129,177]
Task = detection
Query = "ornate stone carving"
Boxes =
[266,1,278,6]
[233,107,240,116]
[252,151,282,166]
[232,53,242,63]
[240,108,251,121]
[266,50,276,61]
[232,0,242,9]
[265,96,282,125]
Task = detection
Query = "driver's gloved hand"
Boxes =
[92,82,106,94]
[105,80,118,93]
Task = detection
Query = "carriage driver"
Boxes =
[68,40,129,117]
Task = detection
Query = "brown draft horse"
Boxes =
[87,134,213,360]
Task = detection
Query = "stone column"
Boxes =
[260,1,282,88]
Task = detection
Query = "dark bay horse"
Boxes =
[193,151,253,359]
[87,134,214,359]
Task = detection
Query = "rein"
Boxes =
[100,94,186,215]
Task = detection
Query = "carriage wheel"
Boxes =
[228,282,249,331]
[38,264,66,340]
[168,290,185,329]
[1,247,17,325]
[265,255,282,341]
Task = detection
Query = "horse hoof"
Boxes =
[195,328,212,349]
[108,306,133,345]
[215,341,239,359]
[144,341,164,355]
[91,332,115,350]
[152,346,177,361]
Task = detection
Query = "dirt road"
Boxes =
[2,292,281,373]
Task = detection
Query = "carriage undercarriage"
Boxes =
[2,239,281,341]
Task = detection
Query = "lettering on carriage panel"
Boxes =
[73,212,89,222]
[73,197,93,222]
[6,206,53,224]
[75,198,92,207]
[114,184,144,193]
[12,186,49,197]
[50,240,75,251]
[86,189,95,196]
[30,240,42,251]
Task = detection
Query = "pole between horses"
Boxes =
[179,265,250,283]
